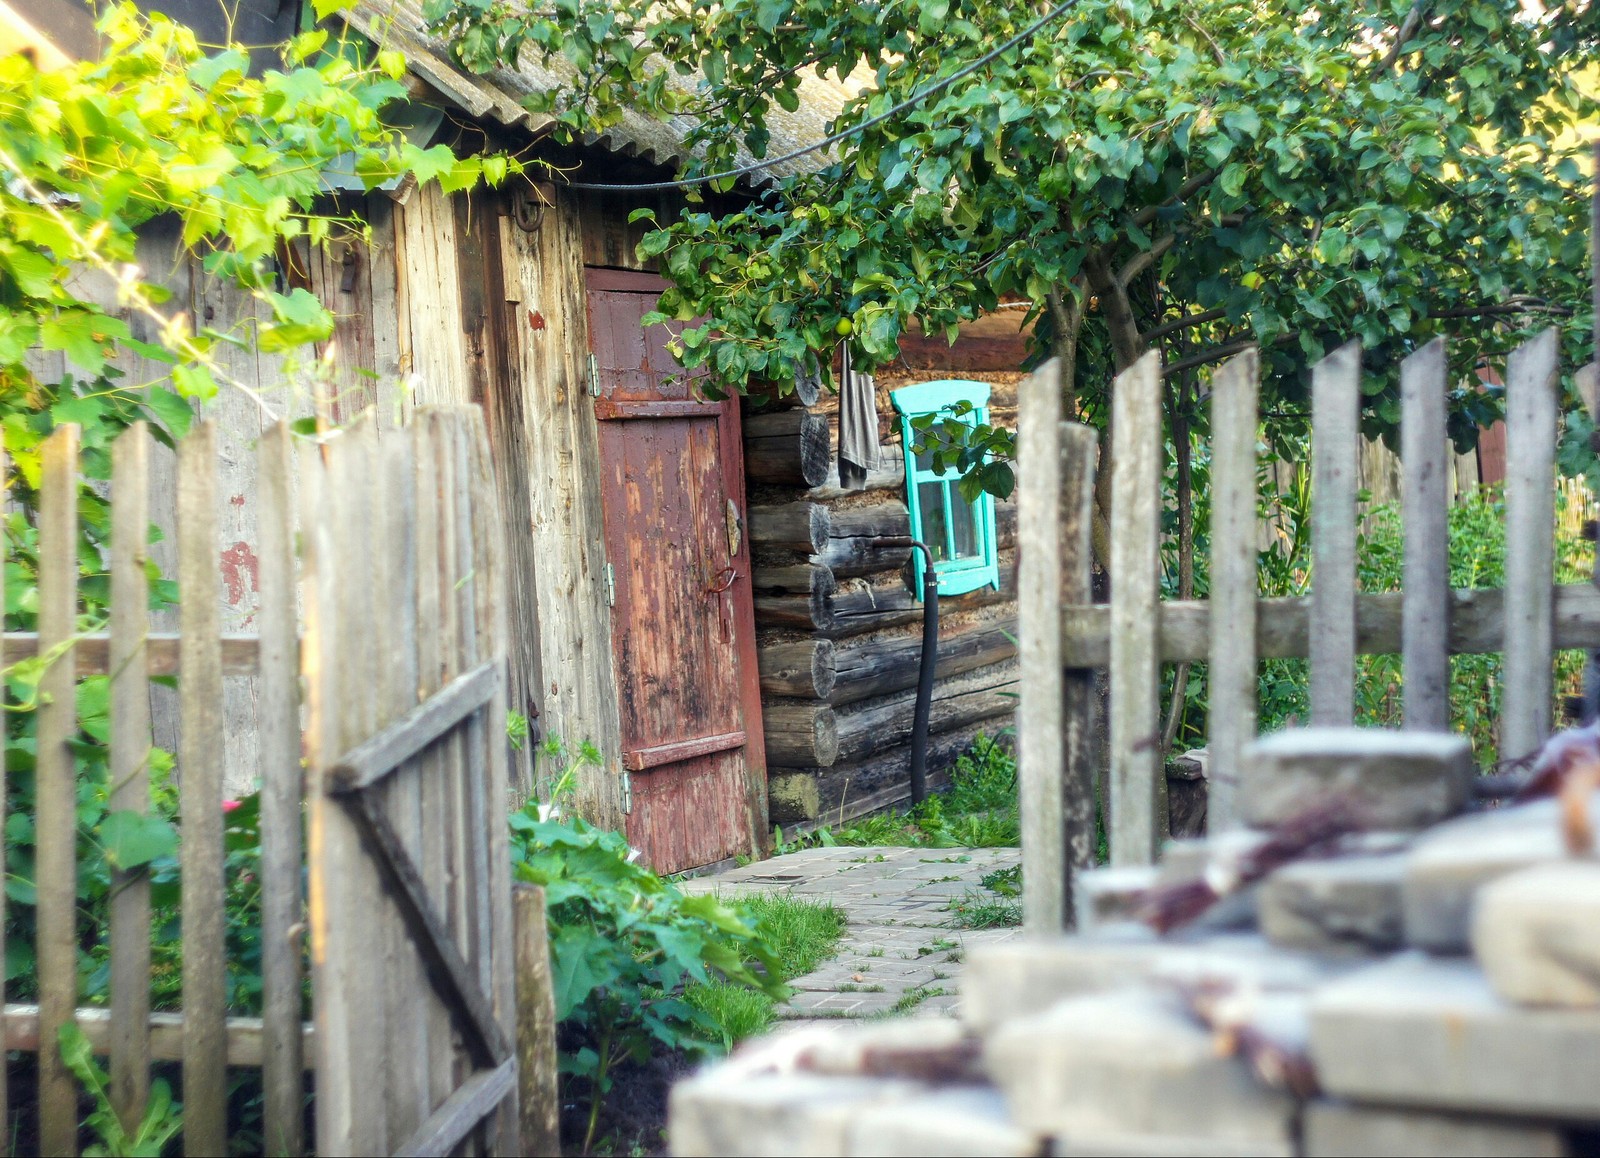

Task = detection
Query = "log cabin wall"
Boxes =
[747,322,1029,827]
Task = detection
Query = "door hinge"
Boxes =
[586,352,602,398]
[603,562,616,607]
[621,771,633,814]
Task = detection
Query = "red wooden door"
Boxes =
[587,268,767,873]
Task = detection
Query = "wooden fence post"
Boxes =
[1310,341,1362,726]
[256,421,304,1158]
[1060,426,1099,892]
[1109,351,1164,866]
[1018,358,1066,931]
[109,424,153,1135]
[38,425,80,1158]
[514,884,561,1156]
[1401,339,1451,731]
[178,422,227,1158]
[1502,329,1561,761]
[1206,350,1260,830]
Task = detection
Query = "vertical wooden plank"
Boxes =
[1109,351,1164,866]
[1207,350,1260,830]
[411,415,458,1117]
[1018,358,1066,932]
[514,884,560,1157]
[464,407,520,1153]
[1310,341,1362,726]
[332,415,391,1154]
[375,416,432,1142]
[1060,426,1099,892]
[256,421,303,1158]
[1401,339,1451,732]
[0,445,8,1143]
[302,440,353,1157]
[109,424,152,1133]
[1501,328,1561,760]
[37,425,80,1158]
[178,422,226,1157]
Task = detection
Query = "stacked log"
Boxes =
[743,379,1021,825]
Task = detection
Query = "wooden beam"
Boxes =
[395,1057,517,1158]
[745,409,830,488]
[758,639,837,699]
[1061,584,1600,667]
[749,502,830,554]
[327,662,499,793]
[3,1005,315,1070]
[2,632,267,676]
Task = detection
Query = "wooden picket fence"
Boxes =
[4,408,558,1156]
[1016,329,1600,932]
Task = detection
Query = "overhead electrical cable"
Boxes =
[559,0,1080,192]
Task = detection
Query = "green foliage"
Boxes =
[431,0,1595,499]
[57,1022,184,1157]
[781,733,1019,850]
[507,801,786,1150]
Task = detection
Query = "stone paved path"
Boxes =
[681,845,1021,1023]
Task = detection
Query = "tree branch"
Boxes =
[1142,306,1228,343]
[1131,169,1217,228]
[1378,4,1426,72]
[1117,234,1176,288]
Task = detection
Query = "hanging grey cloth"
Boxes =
[838,342,880,492]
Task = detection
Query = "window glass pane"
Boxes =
[916,480,948,560]
[950,493,980,560]
[915,444,937,473]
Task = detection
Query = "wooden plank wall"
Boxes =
[748,362,1025,828]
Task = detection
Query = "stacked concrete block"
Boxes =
[668,728,1600,1157]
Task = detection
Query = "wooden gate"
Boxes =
[8,406,520,1156]
[301,410,518,1154]
[587,268,768,874]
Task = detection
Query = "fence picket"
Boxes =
[1018,358,1067,931]
[0,446,7,1143]
[256,421,303,1158]
[1109,351,1164,866]
[1310,341,1362,726]
[178,421,227,1157]
[38,424,80,1158]
[1502,328,1561,761]
[1207,350,1260,830]
[1401,340,1451,731]
[109,424,153,1134]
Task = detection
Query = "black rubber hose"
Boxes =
[905,540,938,805]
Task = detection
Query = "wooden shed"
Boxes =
[16,0,1024,873]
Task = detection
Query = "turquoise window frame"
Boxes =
[890,379,1000,599]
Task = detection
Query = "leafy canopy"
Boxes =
[430,0,1597,486]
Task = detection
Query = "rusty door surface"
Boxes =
[587,267,767,873]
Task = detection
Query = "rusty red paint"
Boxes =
[588,275,768,874]
[229,493,246,507]
[219,541,259,607]
[528,310,546,331]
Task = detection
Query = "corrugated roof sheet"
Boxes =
[345,1,860,184]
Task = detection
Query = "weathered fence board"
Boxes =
[109,425,153,1134]
[1018,357,1066,932]
[1309,341,1362,726]
[1501,328,1560,760]
[179,421,228,1158]
[1400,339,1451,731]
[1206,350,1259,829]
[256,420,303,1158]
[1109,351,1165,866]
[38,427,80,1157]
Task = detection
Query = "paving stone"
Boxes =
[1258,853,1406,954]
[1402,797,1600,953]
[846,1086,1044,1157]
[961,930,1342,1033]
[1241,727,1471,829]
[1472,861,1600,1008]
[1074,866,1159,931]
[669,1070,919,1157]
[1308,952,1600,1119]
[1302,1101,1568,1157]
[985,987,1296,1155]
